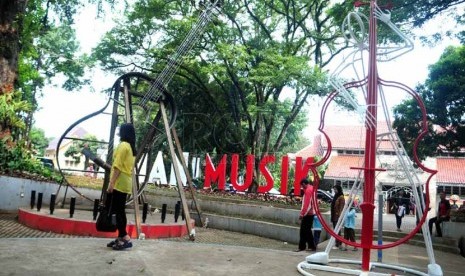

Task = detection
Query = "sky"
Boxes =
[34,4,461,142]
[34,5,118,140]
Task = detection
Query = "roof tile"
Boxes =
[325,155,365,179]
[436,158,465,184]
[320,122,395,150]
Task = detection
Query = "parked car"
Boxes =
[38,157,54,170]
[317,189,333,203]
[288,188,333,203]
[225,183,236,193]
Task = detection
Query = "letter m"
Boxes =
[203,154,227,190]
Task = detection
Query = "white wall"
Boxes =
[0,176,100,210]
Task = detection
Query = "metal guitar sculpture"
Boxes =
[298,1,442,275]
[55,1,221,238]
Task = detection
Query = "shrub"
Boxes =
[0,135,62,182]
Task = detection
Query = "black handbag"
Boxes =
[96,195,117,232]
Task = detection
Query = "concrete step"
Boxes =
[199,212,462,255]
[355,229,458,246]
[354,232,460,254]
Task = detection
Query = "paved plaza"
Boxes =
[0,212,463,276]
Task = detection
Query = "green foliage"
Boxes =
[0,0,117,181]
[393,97,435,161]
[394,45,465,159]
[29,127,50,156]
[0,91,31,131]
[0,135,61,182]
[92,0,342,160]
[389,0,464,43]
[64,134,105,169]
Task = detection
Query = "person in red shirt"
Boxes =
[295,178,316,252]
[428,191,451,237]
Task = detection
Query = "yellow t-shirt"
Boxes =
[111,141,135,194]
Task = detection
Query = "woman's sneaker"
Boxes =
[107,238,121,248]
[113,240,133,251]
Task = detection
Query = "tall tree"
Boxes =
[0,0,29,139]
[92,0,352,162]
[394,45,465,160]
[389,0,465,43]
[29,126,50,156]
[0,0,115,145]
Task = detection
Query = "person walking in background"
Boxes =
[106,123,136,250]
[330,184,345,249]
[391,190,406,231]
[428,191,451,237]
[312,215,322,250]
[341,202,357,251]
[396,204,406,231]
[295,178,316,252]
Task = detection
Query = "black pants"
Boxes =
[313,230,321,246]
[344,227,355,242]
[299,215,315,250]
[108,190,128,238]
[428,216,449,237]
[395,214,403,229]
[332,221,342,247]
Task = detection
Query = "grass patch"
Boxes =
[65,174,104,190]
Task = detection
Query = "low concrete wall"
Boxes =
[194,213,330,245]
[443,222,465,257]
[150,194,330,245]
[198,213,301,244]
[199,199,302,225]
[443,221,465,240]
[0,176,100,210]
[148,194,303,225]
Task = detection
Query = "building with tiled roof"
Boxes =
[324,155,364,179]
[45,126,90,175]
[295,122,465,203]
[294,135,324,160]
[436,158,465,195]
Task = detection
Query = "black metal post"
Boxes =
[142,203,148,223]
[37,192,43,211]
[30,190,36,209]
[181,207,185,221]
[161,204,167,223]
[93,199,99,221]
[50,193,56,215]
[70,197,76,218]
[174,202,180,223]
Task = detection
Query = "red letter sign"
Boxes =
[293,157,314,195]
[280,155,289,195]
[257,155,275,193]
[204,154,227,190]
[230,154,254,192]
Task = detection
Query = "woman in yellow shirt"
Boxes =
[107,123,136,250]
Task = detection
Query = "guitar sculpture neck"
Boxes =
[142,1,220,105]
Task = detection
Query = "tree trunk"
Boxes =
[0,0,28,132]
[0,0,27,90]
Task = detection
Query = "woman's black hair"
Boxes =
[333,184,343,198]
[119,123,136,156]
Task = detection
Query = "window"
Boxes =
[444,186,452,195]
